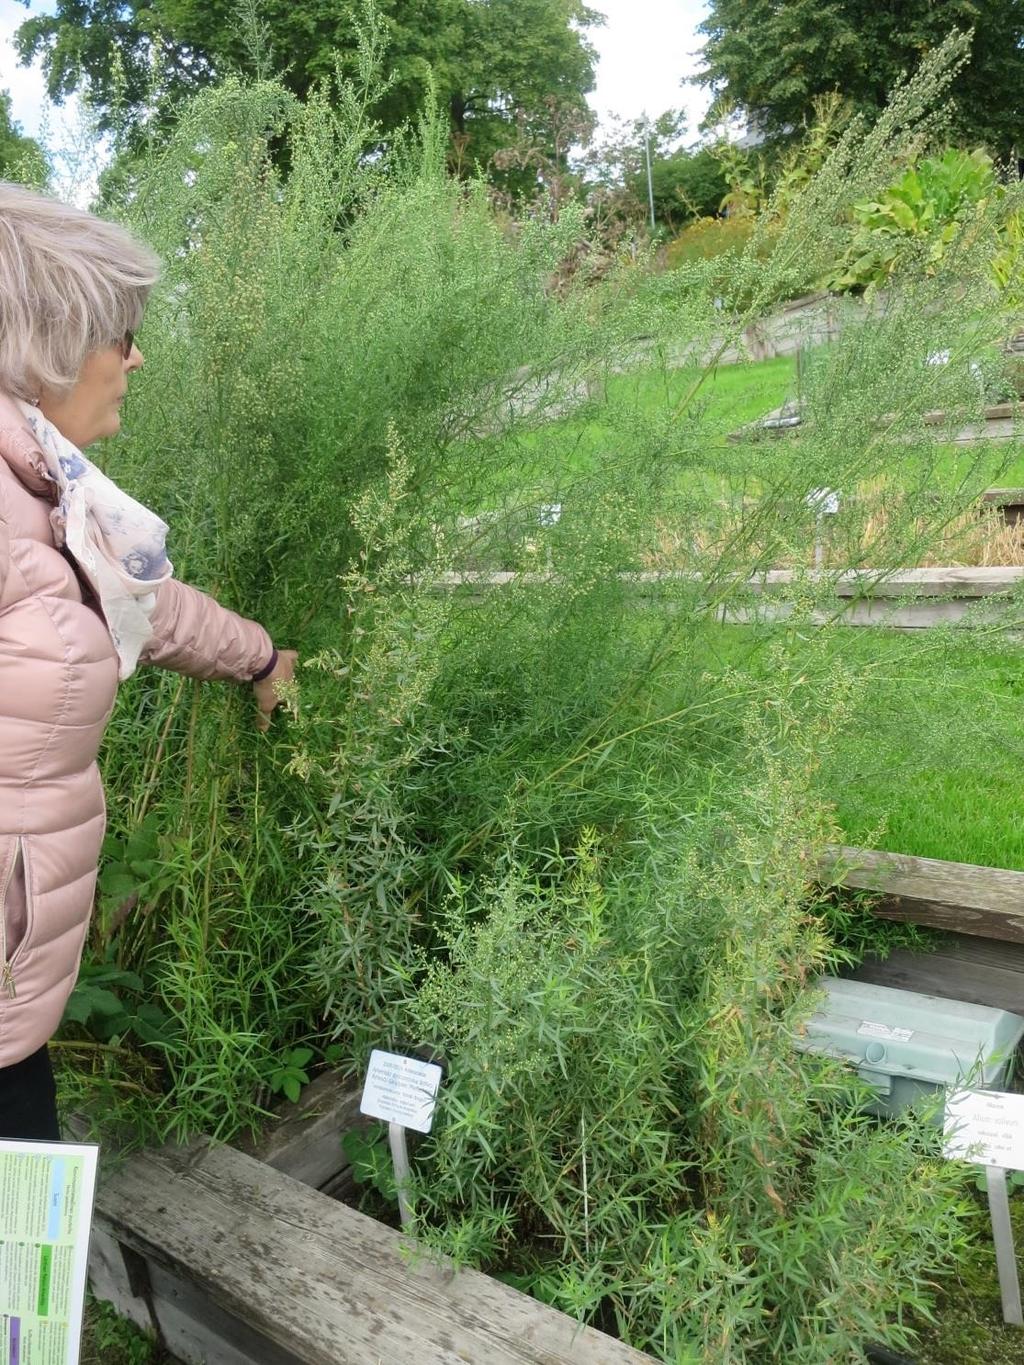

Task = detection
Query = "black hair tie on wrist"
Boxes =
[251,649,278,683]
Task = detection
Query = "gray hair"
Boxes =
[0,181,161,400]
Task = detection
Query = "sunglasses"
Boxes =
[120,329,135,359]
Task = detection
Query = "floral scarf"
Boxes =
[17,399,173,679]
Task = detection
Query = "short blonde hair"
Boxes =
[0,182,161,400]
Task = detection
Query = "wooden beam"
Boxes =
[240,1069,369,1190]
[748,567,1024,598]
[95,1140,655,1365]
[850,939,1024,1015]
[819,845,1024,944]
[430,566,1024,598]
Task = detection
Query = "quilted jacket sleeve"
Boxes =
[0,506,9,613]
[140,577,274,683]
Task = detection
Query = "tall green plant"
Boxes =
[59,30,1021,1357]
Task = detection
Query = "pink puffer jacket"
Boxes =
[0,393,273,1069]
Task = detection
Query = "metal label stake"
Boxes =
[986,1166,1024,1326]
[946,1090,1024,1331]
[389,1121,414,1228]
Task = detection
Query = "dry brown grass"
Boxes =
[646,497,1024,571]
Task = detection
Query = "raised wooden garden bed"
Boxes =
[435,566,1024,629]
[87,1072,654,1365]
[982,487,1024,526]
[86,842,1024,1363]
[818,844,1024,1020]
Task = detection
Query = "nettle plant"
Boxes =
[48,19,1022,1357]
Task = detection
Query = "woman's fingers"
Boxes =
[253,649,298,729]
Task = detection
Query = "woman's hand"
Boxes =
[253,649,298,731]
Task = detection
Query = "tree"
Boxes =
[579,113,732,232]
[642,147,728,226]
[0,90,47,184]
[15,0,600,175]
[695,1,1024,158]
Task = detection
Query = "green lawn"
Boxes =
[506,354,797,499]
[501,347,1024,871]
[515,350,1024,506]
[603,352,798,439]
[816,633,1024,868]
[702,624,1024,870]
[929,440,1024,490]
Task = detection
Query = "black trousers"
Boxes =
[0,1044,61,1140]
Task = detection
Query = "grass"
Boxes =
[693,625,1024,870]
[932,440,1024,490]
[514,347,1024,517]
[506,354,797,500]
[603,352,798,439]
[821,633,1024,869]
[914,1193,1024,1365]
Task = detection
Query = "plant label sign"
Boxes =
[945,1088,1024,1328]
[944,1089,1024,1171]
[360,1050,442,1135]
[805,487,840,516]
[0,1140,100,1365]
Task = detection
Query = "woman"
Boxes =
[0,182,295,1140]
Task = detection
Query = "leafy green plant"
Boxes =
[974,1167,1024,1194]
[267,1047,315,1104]
[43,21,1024,1357]
[828,148,1004,292]
[62,963,177,1049]
[341,1123,397,1202]
[82,1296,160,1365]
[96,815,179,939]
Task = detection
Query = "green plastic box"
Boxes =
[796,978,1024,1117]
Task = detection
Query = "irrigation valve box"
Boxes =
[797,978,1024,1118]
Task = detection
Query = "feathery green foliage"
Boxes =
[53,27,1024,1359]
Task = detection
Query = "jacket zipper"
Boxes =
[0,839,24,999]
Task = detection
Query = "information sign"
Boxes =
[360,1051,442,1135]
[0,1141,99,1365]
[944,1089,1024,1171]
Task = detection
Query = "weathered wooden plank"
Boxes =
[146,1262,305,1365]
[759,567,1024,599]
[431,566,1024,599]
[850,949,1024,1015]
[96,1140,654,1365]
[87,1225,155,1335]
[932,932,1024,974]
[242,1070,368,1189]
[719,600,991,629]
[981,487,1024,506]
[819,845,1024,944]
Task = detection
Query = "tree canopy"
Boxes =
[695,0,1024,157]
[15,0,600,174]
[0,90,47,183]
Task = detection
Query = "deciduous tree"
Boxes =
[696,0,1024,157]
[0,89,47,183]
[15,0,600,174]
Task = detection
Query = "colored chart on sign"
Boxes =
[0,1143,99,1365]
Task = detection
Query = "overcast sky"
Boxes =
[1,0,713,148]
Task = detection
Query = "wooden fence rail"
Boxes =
[818,844,1024,945]
[430,566,1024,629]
